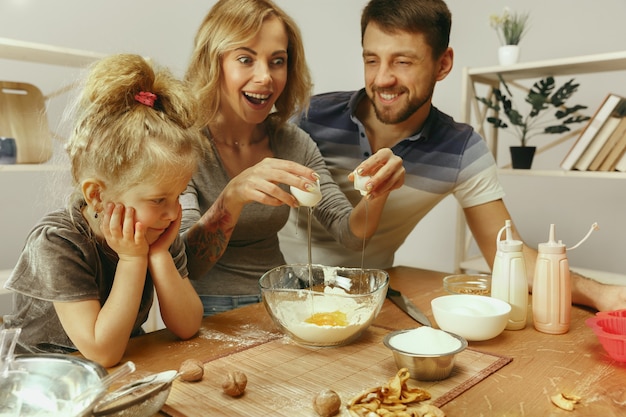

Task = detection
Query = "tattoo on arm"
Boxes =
[187,199,236,265]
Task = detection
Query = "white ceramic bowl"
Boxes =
[431,294,511,341]
[259,264,389,347]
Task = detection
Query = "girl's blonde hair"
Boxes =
[65,54,203,205]
[185,0,312,128]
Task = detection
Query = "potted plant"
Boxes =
[476,75,590,169]
[490,8,530,65]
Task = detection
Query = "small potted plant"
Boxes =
[476,75,590,169]
[490,8,530,65]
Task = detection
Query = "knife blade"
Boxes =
[386,286,432,327]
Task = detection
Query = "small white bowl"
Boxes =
[431,294,511,341]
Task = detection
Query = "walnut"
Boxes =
[178,358,204,382]
[313,389,341,417]
[221,370,247,397]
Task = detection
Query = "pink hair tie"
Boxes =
[134,91,157,107]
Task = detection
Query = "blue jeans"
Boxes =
[200,294,262,317]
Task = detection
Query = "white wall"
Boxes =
[1,0,626,277]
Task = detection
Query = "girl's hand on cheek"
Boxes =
[100,202,149,259]
[150,204,182,255]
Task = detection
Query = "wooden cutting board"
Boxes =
[162,325,511,416]
[0,81,52,163]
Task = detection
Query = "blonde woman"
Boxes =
[181,0,405,316]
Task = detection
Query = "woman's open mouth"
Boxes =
[244,91,271,105]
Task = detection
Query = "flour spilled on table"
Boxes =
[197,323,282,348]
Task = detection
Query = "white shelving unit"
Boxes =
[0,37,105,67]
[1,37,105,314]
[456,51,626,273]
[1,37,106,171]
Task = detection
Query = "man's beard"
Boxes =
[370,86,433,125]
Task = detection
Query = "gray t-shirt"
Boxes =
[180,120,363,296]
[3,201,188,354]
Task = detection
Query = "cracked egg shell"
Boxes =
[353,172,371,196]
[290,179,322,207]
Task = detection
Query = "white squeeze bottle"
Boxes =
[532,222,599,335]
[491,220,528,330]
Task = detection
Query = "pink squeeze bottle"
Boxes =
[532,223,599,334]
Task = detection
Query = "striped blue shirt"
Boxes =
[278,89,504,269]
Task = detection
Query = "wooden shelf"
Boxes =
[497,169,626,179]
[461,50,626,172]
[0,37,105,67]
[467,50,626,84]
[455,51,626,273]
[0,38,105,171]
[0,164,68,172]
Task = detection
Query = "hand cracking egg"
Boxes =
[353,171,371,196]
[290,177,322,207]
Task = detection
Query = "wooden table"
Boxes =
[115,266,625,416]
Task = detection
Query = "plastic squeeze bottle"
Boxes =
[532,224,570,334]
[532,222,598,335]
[491,220,528,330]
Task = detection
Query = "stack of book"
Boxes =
[561,93,626,172]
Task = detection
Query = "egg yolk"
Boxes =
[304,311,348,327]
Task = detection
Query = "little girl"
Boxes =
[2,54,204,367]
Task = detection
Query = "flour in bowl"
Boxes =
[272,287,375,344]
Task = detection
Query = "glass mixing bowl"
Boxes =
[3,353,107,417]
[259,264,389,347]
